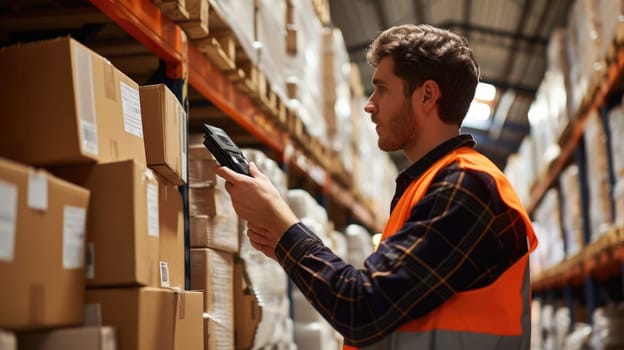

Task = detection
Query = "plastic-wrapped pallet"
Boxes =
[532,189,565,269]
[286,0,326,139]
[190,248,235,350]
[559,165,584,256]
[562,323,591,350]
[294,320,342,350]
[330,230,348,261]
[608,105,624,179]
[615,180,624,227]
[236,149,296,349]
[256,0,288,102]
[188,144,239,252]
[286,189,329,235]
[252,293,295,348]
[529,241,545,280]
[584,111,613,241]
[541,304,557,350]
[208,0,257,63]
[300,217,333,248]
[243,149,288,198]
[239,225,294,349]
[292,288,325,324]
[590,305,624,349]
[596,0,624,60]
[344,224,374,269]
[566,0,603,118]
[608,106,624,227]
[554,307,572,350]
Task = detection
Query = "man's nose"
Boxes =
[364,99,377,114]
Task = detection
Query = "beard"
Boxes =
[376,100,417,152]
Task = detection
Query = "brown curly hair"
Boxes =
[367,24,480,126]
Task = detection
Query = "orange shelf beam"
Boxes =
[89,0,187,78]
[188,45,286,154]
[88,0,379,232]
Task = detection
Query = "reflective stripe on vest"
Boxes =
[344,147,537,350]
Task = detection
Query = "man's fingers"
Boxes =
[247,227,274,246]
[213,165,241,183]
[248,162,261,177]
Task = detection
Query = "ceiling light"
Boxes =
[465,101,491,122]
[475,82,496,101]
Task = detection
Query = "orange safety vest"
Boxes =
[344,147,537,350]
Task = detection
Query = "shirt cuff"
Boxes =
[275,222,323,273]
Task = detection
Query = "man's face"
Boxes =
[364,57,418,152]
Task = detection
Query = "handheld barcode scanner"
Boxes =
[202,123,251,176]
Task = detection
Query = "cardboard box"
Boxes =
[17,326,116,350]
[188,144,217,186]
[140,84,187,185]
[0,330,16,350]
[0,37,146,167]
[189,214,239,252]
[85,287,175,350]
[156,174,185,289]
[51,160,160,287]
[233,257,262,350]
[190,248,234,350]
[0,158,89,330]
[173,291,204,350]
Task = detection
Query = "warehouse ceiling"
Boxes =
[0,0,575,173]
[329,0,575,170]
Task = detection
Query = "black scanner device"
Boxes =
[202,123,251,176]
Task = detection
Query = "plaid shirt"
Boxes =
[275,134,529,347]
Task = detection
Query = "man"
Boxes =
[215,24,537,349]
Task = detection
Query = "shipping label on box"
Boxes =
[51,160,160,287]
[0,37,146,167]
[0,157,89,330]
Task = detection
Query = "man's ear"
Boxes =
[420,80,440,110]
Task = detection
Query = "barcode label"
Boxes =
[160,261,170,287]
[120,82,143,138]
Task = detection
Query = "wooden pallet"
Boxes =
[153,0,190,21]
[175,0,209,39]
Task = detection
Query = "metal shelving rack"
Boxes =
[88,0,382,233]
[528,33,624,327]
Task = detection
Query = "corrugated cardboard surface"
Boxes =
[173,290,204,350]
[85,287,175,350]
[233,257,262,350]
[189,176,239,252]
[156,173,185,289]
[190,248,234,350]
[188,144,217,187]
[17,326,116,350]
[0,329,16,350]
[0,37,145,167]
[51,160,159,287]
[140,84,186,185]
[0,158,89,330]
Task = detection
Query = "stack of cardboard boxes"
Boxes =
[0,37,202,349]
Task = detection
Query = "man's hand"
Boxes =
[214,162,299,260]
